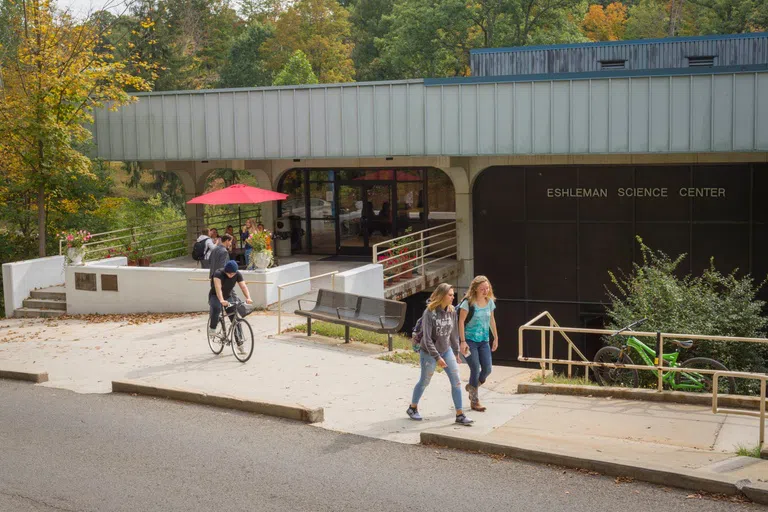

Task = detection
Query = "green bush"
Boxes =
[605,237,768,394]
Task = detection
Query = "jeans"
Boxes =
[465,340,492,388]
[244,247,252,269]
[209,294,236,330]
[411,348,463,412]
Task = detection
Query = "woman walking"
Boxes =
[459,276,499,412]
[407,283,474,426]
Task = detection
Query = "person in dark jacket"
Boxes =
[208,234,233,278]
[407,283,473,426]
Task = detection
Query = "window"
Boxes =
[600,60,626,70]
[687,56,715,67]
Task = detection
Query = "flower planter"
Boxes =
[127,260,138,267]
[138,258,151,267]
[67,247,85,266]
[252,251,272,269]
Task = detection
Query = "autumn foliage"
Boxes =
[582,2,628,41]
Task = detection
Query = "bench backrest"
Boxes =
[314,289,360,317]
[357,296,407,331]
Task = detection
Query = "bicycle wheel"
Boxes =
[676,357,735,394]
[593,346,639,388]
[231,318,255,363]
[207,317,225,355]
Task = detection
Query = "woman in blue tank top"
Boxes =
[458,275,499,412]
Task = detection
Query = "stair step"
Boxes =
[29,289,66,301]
[13,308,65,319]
[22,298,67,311]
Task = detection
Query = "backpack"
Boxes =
[411,315,426,352]
[457,298,475,325]
[192,237,209,261]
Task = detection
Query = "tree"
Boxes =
[681,0,767,34]
[273,49,319,85]
[349,0,396,81]
[261,0,355,83]
[377,0,586,79]
[218,22,274,87]
[0,0,151,256]
[624,0,668,39]
[582,2,628,41]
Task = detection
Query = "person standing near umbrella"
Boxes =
[242,218,256,267]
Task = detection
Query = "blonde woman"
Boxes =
[459,276,499,412]
[407,283,474,426]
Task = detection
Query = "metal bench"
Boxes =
[295,289,406,351]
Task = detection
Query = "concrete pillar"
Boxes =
[245,168,276,231]
[172,169,205,250]
[440,167,472,295]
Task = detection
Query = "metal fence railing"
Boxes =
[371,221,457,287]
[60,208,261,264]
[519,311,768,448]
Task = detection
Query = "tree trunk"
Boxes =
[37,182,46,256]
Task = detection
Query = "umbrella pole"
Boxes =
[238,206,242,233]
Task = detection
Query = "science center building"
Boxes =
[92,32,768,363]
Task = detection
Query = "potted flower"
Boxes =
[59,230,92,265]
[121,239,140,266]
[246,229,273,269]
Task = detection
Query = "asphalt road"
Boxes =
[0,380,762,512]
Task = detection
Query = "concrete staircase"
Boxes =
[14,286,67,318]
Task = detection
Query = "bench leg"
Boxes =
[345,325,350,344]
[388,334,393,352]
[307,318,312,336]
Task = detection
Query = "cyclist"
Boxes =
[208,261,253,353]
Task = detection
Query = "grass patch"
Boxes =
[286,320,411,350]
[378,350,443,372]
[532,374,598,386]
[736,444,762,458]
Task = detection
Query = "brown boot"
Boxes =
[465,384,486,412]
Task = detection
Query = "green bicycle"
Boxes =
[593,319,736,394]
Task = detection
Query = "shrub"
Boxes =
[605,237,768,394]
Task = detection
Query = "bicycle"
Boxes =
[593,319,736,394]
[207,296,255,363]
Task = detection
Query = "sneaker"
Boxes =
[236,341,247,355]
[406,406,422,421]
[455,413,474,426]
[207,327,217,338]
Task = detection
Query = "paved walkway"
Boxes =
[3,311,768,488]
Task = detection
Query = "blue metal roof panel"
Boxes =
[470,32,768,54]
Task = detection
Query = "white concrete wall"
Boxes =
[65,262,310,315]
[2,256,66,317]
[86,257,128,267]
[333,264,384,298]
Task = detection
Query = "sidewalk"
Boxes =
[3,312,768,499]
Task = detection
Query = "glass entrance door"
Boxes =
[338,183,393,254]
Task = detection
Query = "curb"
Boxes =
[420,430,757,501]
[111,380,324,423]
[518,382,762,410]
[0,369,49,384]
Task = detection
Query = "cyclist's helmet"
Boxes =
[224,261,238,273]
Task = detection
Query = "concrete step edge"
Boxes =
[29,290,67,300]
[13,308,65,318]
[22,298,67,311]
[420,430,758,502]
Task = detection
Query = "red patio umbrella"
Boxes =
[186,184,288,205]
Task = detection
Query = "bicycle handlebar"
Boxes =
[610,318,648,337]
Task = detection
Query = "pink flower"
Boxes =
[67,235,73,241]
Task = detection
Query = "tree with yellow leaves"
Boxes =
[582,2,628,41]
[261,0,355,83]
[0,0,151,256]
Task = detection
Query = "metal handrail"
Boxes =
[372,221,458,290]
[61,207,261,263]
[520,312,768,446]
[276,271,338,334]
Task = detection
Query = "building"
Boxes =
[92,32,768,364]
